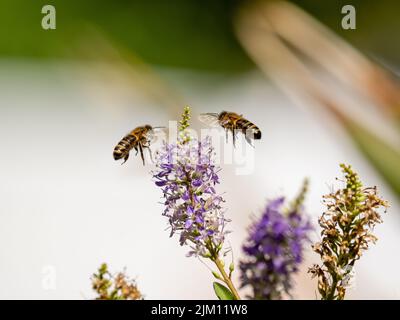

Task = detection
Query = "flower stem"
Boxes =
[211,256,241,300]
[206,241,240,300]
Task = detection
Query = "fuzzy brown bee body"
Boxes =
[199,111,261,146]
[113,125,153,165]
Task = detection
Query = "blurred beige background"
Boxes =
[0,60,399,299]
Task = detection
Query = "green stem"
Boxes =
[206,242,240,300]
[211,255,241,300]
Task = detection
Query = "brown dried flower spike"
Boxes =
[92,263,142,300]
[309,164,389,300]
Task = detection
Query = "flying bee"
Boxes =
[113,125,164,165]
[199,111,261,146]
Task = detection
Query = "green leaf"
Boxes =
[213,282,235,300]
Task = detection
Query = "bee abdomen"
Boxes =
[113,135,136,160]
[237,119,262,140]
[253,129,262,139]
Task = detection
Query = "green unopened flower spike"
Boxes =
[288,178,309,214]
[309,164,389,300]
[179,105,191,144]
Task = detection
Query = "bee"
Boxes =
[113,125,164,165]
[199,111,261,146]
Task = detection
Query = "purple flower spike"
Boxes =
[153,136,228,258]
[240,195,312,300]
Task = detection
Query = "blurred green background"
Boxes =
[0,0,399,73]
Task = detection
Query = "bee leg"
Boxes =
[245,134,255,148]
[142,140,153,163]
[121,153,129,165]
[147,146,154,163]
[232,128,236,147]
[142,139,151,148]
[134,145,138,155]
[138,143,145,166]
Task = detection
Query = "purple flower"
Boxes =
[240,197,312,300]
[153,136,229,257]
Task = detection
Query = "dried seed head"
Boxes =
[309,164,388,300]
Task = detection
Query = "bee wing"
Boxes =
[199,113,220,128]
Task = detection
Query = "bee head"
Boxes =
[218,111,227,120]
[144,124,153,131]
